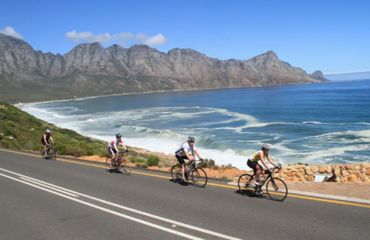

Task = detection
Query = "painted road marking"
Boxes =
[0,167,241,240]
[1,148,370,209]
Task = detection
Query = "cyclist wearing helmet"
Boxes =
[41,129,54,156]
[247,144,279,186]
[107,133,127,163]
[175,136,203,181]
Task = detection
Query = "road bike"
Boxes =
[171,159,208,187]
[106,149,131,175]
[237,166,288,201]
[40,143,56,160]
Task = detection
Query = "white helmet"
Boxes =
[261,143,270,150]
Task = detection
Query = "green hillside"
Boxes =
[0,103,107,156]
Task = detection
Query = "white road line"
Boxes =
[0,172,205,240]
[0,168,242,240]
[0,173,80,198]
[19,177,80,197]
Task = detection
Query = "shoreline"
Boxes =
[14,81,326,105]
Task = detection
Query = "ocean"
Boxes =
[18,80,370,169]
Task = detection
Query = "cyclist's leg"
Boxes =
[247,160,259,185]
[109,147,116,167]
[176,155,187,181]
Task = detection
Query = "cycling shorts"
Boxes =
[247,159,262,172]
[175,154,188,165]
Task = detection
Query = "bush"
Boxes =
[146,155,160,166]
[128,155,147,164]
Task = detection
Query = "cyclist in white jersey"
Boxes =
[107,133,126,162]
[175,136,203,181]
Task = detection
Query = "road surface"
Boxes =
[0,149,369,240]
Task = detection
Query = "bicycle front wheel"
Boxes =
[266,177,288,201]
[120,160,131,175]
[190,168,208,188]
[49,147,57,160]
[170,164,182,181]
[237,174,254,193]
[40,147,45,159]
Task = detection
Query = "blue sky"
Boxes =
[1,0,369,74]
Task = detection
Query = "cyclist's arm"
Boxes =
[267,155,278,168]
[50,136,55,144]
[119,141,127,151]
[113,143,119,153]
[43,134,48,144]
[194,148,202,160]
[258,152,270,169]
[184,151,194,161]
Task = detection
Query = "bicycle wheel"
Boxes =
[40,147,45,159]
[237,174,254,193]
[120,159,131,175]
[265,177,288,201]
[49,147,57,160]
[170,164,182,181]
[190,168,208,187]
[105,157,112,169]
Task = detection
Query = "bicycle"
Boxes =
[170,159,208,187]
[40,143,57,160]
[105,149,131,175]
[237,166,288,201]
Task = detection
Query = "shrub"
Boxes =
[147,155,160,166]
[128,155,147,164]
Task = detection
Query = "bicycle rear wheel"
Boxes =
[265,177,288,201]
[105,157,112,169]
[237,174,254,193]
[170,164,182,181]
[190,168,208,187]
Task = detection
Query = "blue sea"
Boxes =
[19,80,370,169]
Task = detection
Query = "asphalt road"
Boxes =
[0,149,369,240]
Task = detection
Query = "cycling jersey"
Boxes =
[108,138,125,152]
[41,134,52,145]
[249,150,264,162]
[175,142,197,157]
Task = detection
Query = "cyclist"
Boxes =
[247,144,279,188]
[175,136,203,182]
[41,129,54,157]
[107,133,127,168]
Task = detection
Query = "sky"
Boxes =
[1,0,369,74]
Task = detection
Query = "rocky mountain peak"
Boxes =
[309,70,326,81]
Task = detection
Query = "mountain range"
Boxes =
[0,33,327,102]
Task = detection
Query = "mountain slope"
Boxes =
[0,33,327,102]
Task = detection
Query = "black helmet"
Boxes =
[116,133,122,138]
[187,136,195,142]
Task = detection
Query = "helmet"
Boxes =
[46,129,51,134]
[187,136,195,142]
[116,133,122,138]
[261,143,270,150]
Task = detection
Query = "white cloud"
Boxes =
[0,26,23,39]
[66,30,167,47]
[143,33,167,46]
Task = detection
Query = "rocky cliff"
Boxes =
[0,33,327,102]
